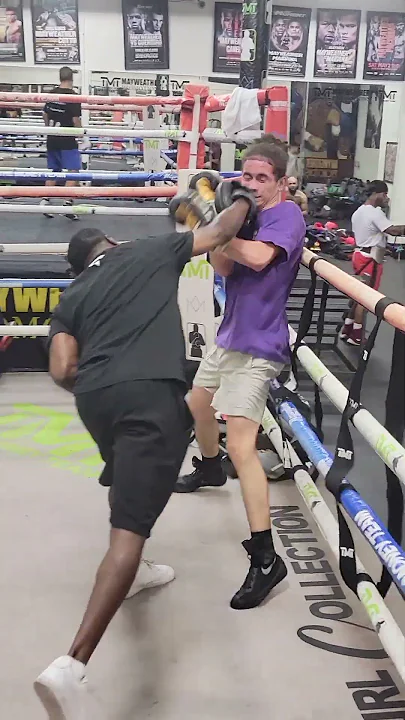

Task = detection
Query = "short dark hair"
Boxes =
[59,66,75,82]
[67,228,114,275]
[242,133,288,180]
[366,180,388,196]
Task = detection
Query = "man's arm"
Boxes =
[299,192,308,216]
[223,237,280,272]
[49,333,78,392]
[191,198,251,256]
[43,111,49,126]
[209,249,234,277]
[385,224,405,236]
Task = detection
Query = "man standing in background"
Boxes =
[340,180,405,346]
[285,176,308,216]
[42,66,82,221]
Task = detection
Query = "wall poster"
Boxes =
[364,13,405,81]
[31,0,80,64]
[122,0,169,71]
[364,87,384,149]
[0,0,24,61]
[384,142,398,183]
[268,6,311,77]
[314,9,360,79]
[213,2,242,73]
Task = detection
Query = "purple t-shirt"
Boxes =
[216,201,306,364]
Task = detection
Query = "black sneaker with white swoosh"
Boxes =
[230,538,287,610]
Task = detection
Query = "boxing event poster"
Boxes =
[31,0,80,64]
[239,0,269,89]
[268,6,311,77]
[364,13,405,81]
[213,3,242,73]
[122,0,169,71]
[314,9,360,79]
[364,87,384,149]
[0,0,25,61]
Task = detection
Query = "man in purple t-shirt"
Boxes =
[175,135,306,611]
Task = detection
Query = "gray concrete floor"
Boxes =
[0,374,404,719]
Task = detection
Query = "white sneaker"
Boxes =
[126,559,175,599]
[34,655,88,720]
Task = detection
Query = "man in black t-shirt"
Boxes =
[34,190,254,718]
[42,66,82,220]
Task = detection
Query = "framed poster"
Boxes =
[213,2,242,73]
[364,88,384,149]
[268,6,311,77]
[31,0,80,64]
[363,13,405,81]
[314,9,360,79]
[122,0,169,70]
[0,0,25,61]
[384,142,397,183]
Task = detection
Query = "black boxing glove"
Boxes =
[169,189,216,230]
[215,180,257,224]
[236,220,256,241]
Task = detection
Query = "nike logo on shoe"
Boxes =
[261,558,276,575]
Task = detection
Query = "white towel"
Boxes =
[222,87,261,139]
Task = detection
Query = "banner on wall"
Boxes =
[364,87,384,149]
[31,0,80,64]
[90,71,192,98]
[363,13,405,81]
[239,0,269,89]
[268,6,311,77]
[0,0,25,61]
[314,9,360,79]
[303,84,358,181]
[212,2,242,73]
[122,0,169,71]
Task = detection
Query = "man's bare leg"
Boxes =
[175,386,227,492]
[69,528,144,664]
[226,415,287,610]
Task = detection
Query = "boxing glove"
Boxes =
[215,180,257,224]
[169,189,217,230]
[188,170,221,201]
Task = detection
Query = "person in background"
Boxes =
[285,176,308,216]
[5,7,23,44]
[340,180,405,346]
[42,66,83,221]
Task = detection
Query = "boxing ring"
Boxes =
[0,86,404,720]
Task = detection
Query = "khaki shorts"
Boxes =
[193,344,284,425]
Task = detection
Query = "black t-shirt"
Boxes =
[48,232,194,395]
[44,87,81,151]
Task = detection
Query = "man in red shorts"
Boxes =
[340,180,405,346]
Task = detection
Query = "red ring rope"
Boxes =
[0,186,177,198]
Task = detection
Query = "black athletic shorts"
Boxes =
[76,380,193,538]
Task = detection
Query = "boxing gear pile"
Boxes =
[169,172,257,235]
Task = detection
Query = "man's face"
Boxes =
[337,14,358,46]
[6,10,16,23]
[397,22,405,35]
[222,12,233,33]
[375,191,388,208]
[288,21,301,39]
[318,13,337,46]
[274,19,286,37]
[152,13,163,31]
[288,178,298,193]
[128,8,143,30]
[241,158,282,211]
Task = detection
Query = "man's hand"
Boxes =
[49,333,78,393]
[215,180,257,224]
